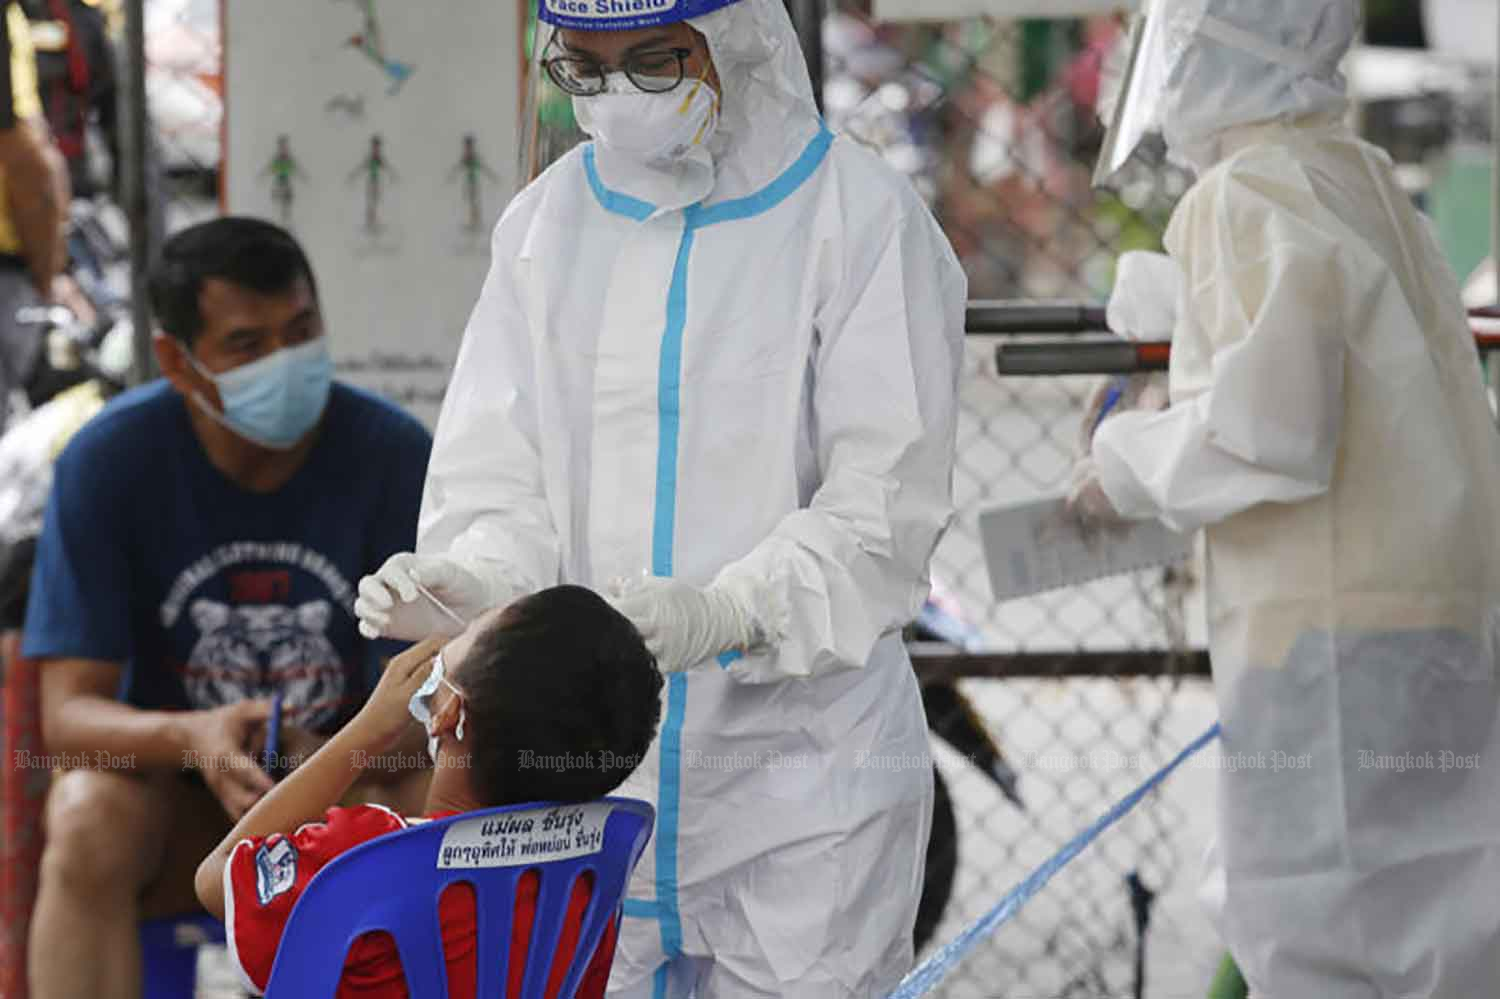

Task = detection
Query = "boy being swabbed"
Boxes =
[195,586,663,997]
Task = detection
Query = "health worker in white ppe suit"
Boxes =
[354,1,968,996]
[1075,0,1500,995]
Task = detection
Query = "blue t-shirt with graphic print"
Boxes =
[23,380,432,735]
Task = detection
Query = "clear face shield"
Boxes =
[1093,6,1174,190]
[517,20,590,192]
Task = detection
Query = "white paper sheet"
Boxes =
[979,497,1193,602]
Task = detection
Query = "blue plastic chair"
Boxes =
[264,797,654,998]
[139,911,225,998]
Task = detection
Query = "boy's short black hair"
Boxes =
[148,217,319,346]
[456,585,663,805]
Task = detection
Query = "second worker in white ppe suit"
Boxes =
[355,1,967,996]
[1076,0,1500,995]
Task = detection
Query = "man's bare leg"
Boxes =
[30,770,173,999]
[30,771,230,999]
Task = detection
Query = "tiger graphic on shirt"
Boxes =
[183,598,346,730]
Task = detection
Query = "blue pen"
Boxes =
[1092,377,1128,437]
[265,692,283,777]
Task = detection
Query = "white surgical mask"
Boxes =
[182,339,333,451]
[575,68,721,166]
[407,652,466,764]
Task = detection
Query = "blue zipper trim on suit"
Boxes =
[686,124,834,227]
[648,222,695,964]
[652,229,695,579]
[588,124,836,972]
[655,674,689,958]
[583,125,833,225]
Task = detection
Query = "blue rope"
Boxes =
[888,722,1223,999]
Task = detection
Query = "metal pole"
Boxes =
[123,0,154,385]
[1492,7,1499,294]
[967,301,1109,334]
[995,339,1168,376]
[1489,12,1499,423]
[990,320,1500,377]
[784,0,824,114]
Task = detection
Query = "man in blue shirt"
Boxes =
[22,217,433,999]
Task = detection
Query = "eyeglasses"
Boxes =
[543,42,697,97]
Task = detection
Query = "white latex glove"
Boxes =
[1066,457,1126,528]
[1107,250,1182,342]
[609,577,760,674]
[355,554,517,641]
[1077,373,1172,456]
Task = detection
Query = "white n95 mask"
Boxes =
[407,652,466,764]
[576,70,721,166]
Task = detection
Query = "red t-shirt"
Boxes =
[224,805,616,998]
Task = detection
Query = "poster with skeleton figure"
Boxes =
[223,0,521,427]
